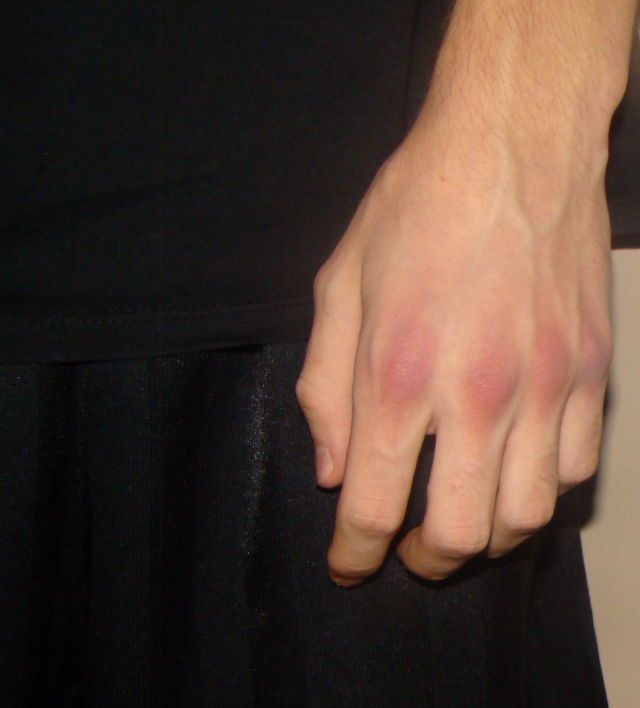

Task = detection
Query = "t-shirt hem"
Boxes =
[0,296,315,364]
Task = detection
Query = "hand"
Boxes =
[295,0,633,586]
[295,91,614,587]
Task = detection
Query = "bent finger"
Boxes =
[328,318,434,585]
[397,415,509,580]
[487,407,562,557]
[557,382,608,494]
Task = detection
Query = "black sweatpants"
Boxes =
[0,341,608,707]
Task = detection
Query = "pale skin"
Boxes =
[295,0,639,586]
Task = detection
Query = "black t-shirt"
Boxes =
[2,2,639,362]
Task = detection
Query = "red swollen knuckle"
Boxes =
[365,327,435,406]
[460,352,519,419]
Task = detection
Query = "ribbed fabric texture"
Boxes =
[0,342,607,707]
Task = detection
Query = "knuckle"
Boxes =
[295,373,322,411]
[312,259,343,306]
[405,557,451,582]
[580,323,613,383]
[363,322,435,406]
[560,434,603,487]
[432,523,491,560]
[328,551,376,581]
[561,458,599,487]
[501,498,555,535]
[344,505,403,538]
[460,350,519,418]
[530,327,573,402]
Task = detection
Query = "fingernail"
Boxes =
[328,571,363,589]
[315,446,333,484]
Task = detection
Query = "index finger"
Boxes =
[327,326,434,586]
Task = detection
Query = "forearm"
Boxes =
[407,0,639,220]
[428,0,638,130]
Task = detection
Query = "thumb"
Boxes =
[295,254,362,488]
